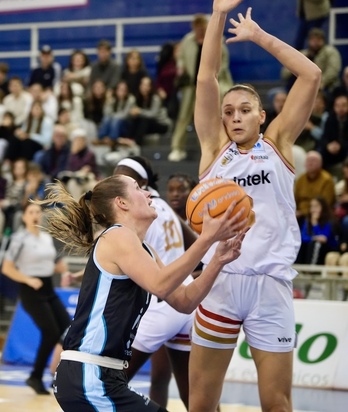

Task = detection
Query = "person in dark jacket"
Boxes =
[34,124,70,181]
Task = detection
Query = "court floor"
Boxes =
[0,363,347,411]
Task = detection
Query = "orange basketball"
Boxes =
[186,178,255,234]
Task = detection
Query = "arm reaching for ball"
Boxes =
[164,227,248,313]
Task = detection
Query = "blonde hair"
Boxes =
[34,175,128,255]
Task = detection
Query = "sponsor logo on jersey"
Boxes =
[250,154,269,163]
[221,147,239,166]
[231,170,271,187]
[252,141,264,152]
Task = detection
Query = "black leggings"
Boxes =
[19,277,71,379]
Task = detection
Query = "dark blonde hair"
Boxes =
[34,175,129,255]
[224,83,263,111]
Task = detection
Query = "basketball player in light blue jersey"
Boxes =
[34,175,247,412]
[189,1,322,411]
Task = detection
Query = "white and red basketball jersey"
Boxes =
[200,135,300,281]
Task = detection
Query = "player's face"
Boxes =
[167,177,191,214]
[221,90,265,149]
[123,176,157,220]
[22,204,43,228]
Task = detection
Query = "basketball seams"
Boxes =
[186,179,252,232]
[187,183,240,224]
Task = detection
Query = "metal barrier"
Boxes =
[0,7,346,69]
[293,264,348,301]
[63,258,348,301]
[329,7,348,47]
[0,15,195,68]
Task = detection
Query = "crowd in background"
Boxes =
[0,4,346,280]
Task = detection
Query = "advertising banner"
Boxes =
[0,0,88,13]
[226,300,348,390]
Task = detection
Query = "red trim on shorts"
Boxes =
[193,321,239,344]
[195,310,240,334]
[198,304,242,325]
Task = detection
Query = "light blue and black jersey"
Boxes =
[63,225,152,361]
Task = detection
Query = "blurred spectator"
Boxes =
[97,80,135,146]
[0,157,29,233]
[34,124,70,181]
[124,76,171,146]
[168,14,233,162]
[295,196,338,264]
[28,45,62,90]
[0,111,15,162]
[282,28,342,94]
[155,42,180,122]
[61,49,91,97]
[0,164,7,236]
[329,65,348,109]
[83,79,107,127]
[6,101,54,162]
[56,80,84,124]
[319,94,348,180]
[55,107,80,139]
[22,162,49,204]
[0,89,5,124]
[121,49,148,96]
[166,172,197,221]
[57,128,99,200]
[296,90,329,152]
[29,82,58,122]
[294,150,336,224]
[325,158,348,276]
[292,145,307,181]
[294,0,331,51]
[3,77,32,127]
[261,87,287,133]
[0,62,10,96]
[88,39,121,92]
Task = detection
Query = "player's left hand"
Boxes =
[215,227,249,264]
[226,7,260,44]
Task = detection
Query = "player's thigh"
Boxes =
[189,343,233,412]
[250,347,293,412]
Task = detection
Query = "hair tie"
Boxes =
[85,190,93,201]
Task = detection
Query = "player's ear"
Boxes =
[259,109,266,125]
[115,196,128,210]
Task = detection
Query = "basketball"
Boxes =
[186,178,254,234]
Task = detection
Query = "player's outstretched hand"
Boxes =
[226,7,261,44]
[201,200,248,244]
[215,227,249,265]
[213,0,244,14]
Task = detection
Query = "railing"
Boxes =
[0,7,346,70]
[293,264,348,301]
[0,15,195,68]
[63,258,348,301]
[329,7,348,47]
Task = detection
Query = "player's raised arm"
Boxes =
[226,7,321,150]
[195,0,244,166]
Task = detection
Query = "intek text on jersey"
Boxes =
[230,170,271,187]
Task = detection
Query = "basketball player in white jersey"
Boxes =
[188,1,321,412]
